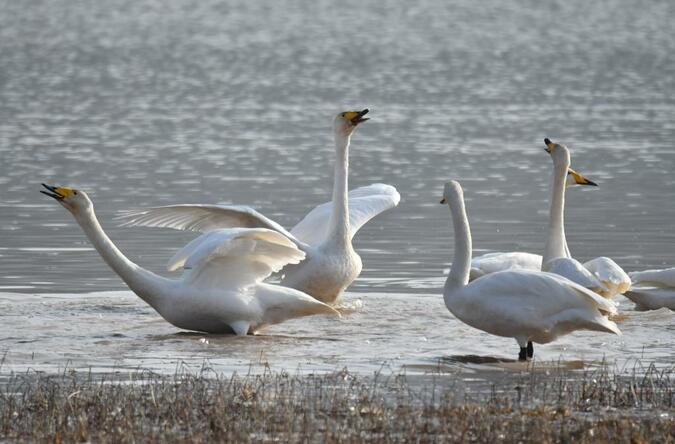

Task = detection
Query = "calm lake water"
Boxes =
[1,0,674,376]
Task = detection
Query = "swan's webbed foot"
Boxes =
[527,341,534,359]
[518,347,527,361]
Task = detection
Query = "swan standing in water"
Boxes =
[118,110,400,304]
[471,140,630,299]
[625,268,675,311]
[41,184,338,335]
[441,180,621,361]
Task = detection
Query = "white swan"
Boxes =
[471,140,631,299]
[441,180,621,361]
[625,268,675,311]
[41,184,338,335]
[469,167,596,279]
[541,139,630,298]
[118,110,400,304]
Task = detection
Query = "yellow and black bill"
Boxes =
[568,168,598,186]
[343,109,370,125]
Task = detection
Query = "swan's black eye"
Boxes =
[74,191,78,195]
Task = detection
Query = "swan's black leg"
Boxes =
[527,341,534,359]
[518,347,527,361]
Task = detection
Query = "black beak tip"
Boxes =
[40,183,63,200]
[544,138,552,145]
[440,198,446,204]
[587,180,598,186]
[360,108,369,116]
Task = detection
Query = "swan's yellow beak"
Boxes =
[343,109,370,126]
[40,184,76,201]
[568,168,598,186]
[544,138,556,153]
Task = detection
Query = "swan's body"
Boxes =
[625,267,675,311]
[470,141,631,299]
[118,110,400,304]
[41,185,338,335]
[441,180,620,361]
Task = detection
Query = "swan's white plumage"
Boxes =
[625,267,675,311]
[290,183,400,246]
[168,228,305,288]
[452,270,620,343]
[42,185,338,335]
[543,257,607,294]
[118,204,301,245]
[469,252,542,280]
[629,267,675,288]
[624,287,675,311]
[583,256,631,296]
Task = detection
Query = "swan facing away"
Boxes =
[41,184,338,335]
[441,180,621,361]
[625,268,675,311]
[118,110,400,305]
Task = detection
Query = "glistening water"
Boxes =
[0,0,674,377]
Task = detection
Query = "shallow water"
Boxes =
[1,0,674,376]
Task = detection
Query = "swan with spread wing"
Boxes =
[41,184,338,335]
[118,110,400,304]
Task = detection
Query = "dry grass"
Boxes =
[0,361,673,443]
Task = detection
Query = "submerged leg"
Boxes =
[527,341,534,359]
[518,347,527,361]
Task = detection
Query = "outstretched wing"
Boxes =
[117,204,303,247]
[290,183,400,246]
[170,228,306,289]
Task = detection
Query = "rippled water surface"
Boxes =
[1,0,674,376]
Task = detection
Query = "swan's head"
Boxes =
[566,168,598,187]
[41,184,92,213]
[334,109,369,137]
[440,180,463,204]
[544,138,571,165]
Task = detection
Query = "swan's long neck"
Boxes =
[444,194,472,294]
[74,207,169,309]
[542,154,570,267]
[327,132,351,246]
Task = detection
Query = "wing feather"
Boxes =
[170,228,305,289]
[290,183,400,246]
[117,204,303,247]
